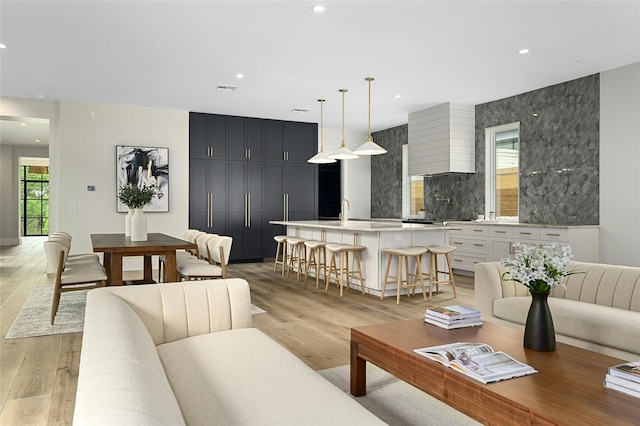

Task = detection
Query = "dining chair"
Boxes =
[176,235,233,280]
[44,240,107,325]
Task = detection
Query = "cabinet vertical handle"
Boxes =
[283,194,287,221]
[207,193,213,228]
[244,193,248,227]
[247,149,251,159]
[248,193,251,227]
[286,194,289,221]
[283,151,286,161]
[509,242,514,254]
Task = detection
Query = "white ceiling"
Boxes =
[1,1,639,146]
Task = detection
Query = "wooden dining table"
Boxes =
[91,233,196,286]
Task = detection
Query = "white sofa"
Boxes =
[73,279,385,425]
[475,261,640,360]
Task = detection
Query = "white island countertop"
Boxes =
[269,220,457,232]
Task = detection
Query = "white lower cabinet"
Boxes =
[447,223,598,273]
[448,226,490,272]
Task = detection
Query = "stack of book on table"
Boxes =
[425,305,482,329]
[604,361,640,399]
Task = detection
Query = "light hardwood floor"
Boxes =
[0,237,476,425]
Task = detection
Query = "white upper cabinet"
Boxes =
[408,102,475,175]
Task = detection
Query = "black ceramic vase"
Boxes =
[523,290,556,351]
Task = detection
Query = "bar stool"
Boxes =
[381,247,428,304]
[427,245,458,300]
[285,237,308,282]
[325,243,366,297]
[273,235,288,276]
[304,240,328,289]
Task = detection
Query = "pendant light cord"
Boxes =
[341,89,346,147]
[318,99,325,151]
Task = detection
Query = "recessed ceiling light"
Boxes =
[394,94,402,99]
[312,5,325,12]
[518,48,529,55]
[20,123,26,126]
[0,43,6,49]
[36,94,46,99]
[35,139,41,143]
[291,108,310,113]
[235,73,244,79]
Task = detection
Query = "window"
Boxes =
[485,122,519,220]
[21,165,49,236]
[402,144,424,217]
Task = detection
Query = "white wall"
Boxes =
[54,101,189,261]
[322,127,371,219]
[600,62,640,266]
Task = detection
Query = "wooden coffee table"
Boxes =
[351,319,639,425]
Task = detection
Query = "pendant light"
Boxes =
[308,99,336,164]
[354,77,387,155]
[329,89,359,160]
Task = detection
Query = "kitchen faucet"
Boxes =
[340,198,350,224]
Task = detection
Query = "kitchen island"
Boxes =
[269,220,460,297]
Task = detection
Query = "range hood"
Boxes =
[408,102,475,175]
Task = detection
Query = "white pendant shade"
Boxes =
[354,76,386,156]
[308,150,336,163]
[329,144,358,160]
[354,136,387,155]
[308,98,337,164]
[328,88,358,160]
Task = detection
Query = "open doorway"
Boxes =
[20,158,50,236]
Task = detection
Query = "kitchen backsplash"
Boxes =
[371,73,600,225]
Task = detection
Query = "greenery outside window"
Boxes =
[21,165,49,236]
[485,122,520,220]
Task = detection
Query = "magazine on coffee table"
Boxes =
[414,342,537,384]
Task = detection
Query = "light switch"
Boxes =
[70,203,77,212]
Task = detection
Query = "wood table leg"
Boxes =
[110,253,123,286]
[350,339,367,396]
[103,252,112,285]
[164,251,178,283]
[143,255,153,282]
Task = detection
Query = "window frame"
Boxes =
[485,121,520,220]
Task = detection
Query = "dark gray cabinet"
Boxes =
[265,120,317,162]
[190,112,317,261]
[189,158,228,234]
[228,161,264,261]
[190,113,228,159]
[264,163,318,256]
[228,116,265,161]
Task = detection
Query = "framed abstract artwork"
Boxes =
[116,145,169,212]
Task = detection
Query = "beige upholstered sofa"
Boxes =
[73,279,384,425]
[475,261,640,360]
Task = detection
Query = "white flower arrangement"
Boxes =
[501,242,578,293]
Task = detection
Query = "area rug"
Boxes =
[5,286,266,340]
[318,364,481,426]
[5,286,87,339]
